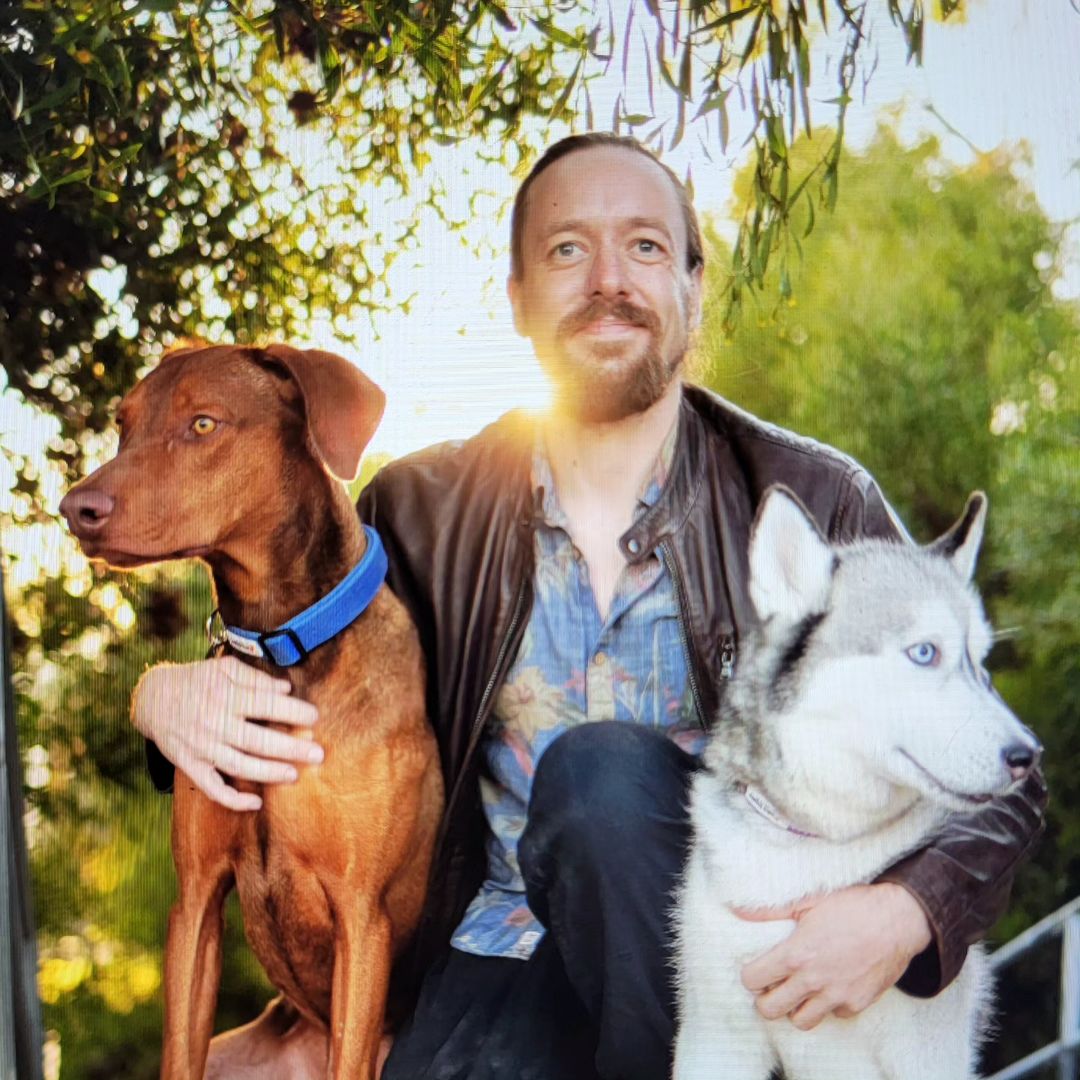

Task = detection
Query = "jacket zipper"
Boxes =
[660,540,735,731]
[720,634,735,679]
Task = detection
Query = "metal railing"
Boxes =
[1,565,45,1080]
[988,896,1080,1080]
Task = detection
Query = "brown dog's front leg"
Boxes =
[160,866,235,1080]
[326,899,394,1080]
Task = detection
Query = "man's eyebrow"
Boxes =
[542,216,675,241]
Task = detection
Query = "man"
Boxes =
[135,133,1046,1078]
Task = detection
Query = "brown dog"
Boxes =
[59,344,444,1079]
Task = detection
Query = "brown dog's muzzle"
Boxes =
[59,486,116,540]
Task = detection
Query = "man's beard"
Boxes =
[545,298,687,423]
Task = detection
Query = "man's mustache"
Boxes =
[557,299,661,340]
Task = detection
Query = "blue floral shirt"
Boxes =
[450,421,707,960]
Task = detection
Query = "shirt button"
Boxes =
[593,652,607,666]
[627,538,641,555]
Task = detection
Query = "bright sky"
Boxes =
[319,0,1080,460]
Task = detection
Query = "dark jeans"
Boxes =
[381,722,701,1080]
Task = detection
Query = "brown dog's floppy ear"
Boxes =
[261,344,386,481]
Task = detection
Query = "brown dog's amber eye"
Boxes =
[191,416,217,436]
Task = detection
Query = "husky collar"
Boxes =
[209,525,387,666]
[737,782,821,840]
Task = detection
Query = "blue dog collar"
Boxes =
[216,525,388,666]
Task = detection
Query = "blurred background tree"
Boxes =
[6,0,1078,1076]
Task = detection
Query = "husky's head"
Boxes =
[720,486,1041,841]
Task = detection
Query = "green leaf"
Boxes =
[693,5,759,35]
[528,17,583,51]
[740,7,766,71]
[487,2,517,31]
[24,78,81,118]
[108,144,143,167]
[551,57,583,119]
[678,39,692,99]
[225,2,259,38]
[766,114,787,160]
[52,166,93,189]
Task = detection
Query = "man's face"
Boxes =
[508,145,703,423]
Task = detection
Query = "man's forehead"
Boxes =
[523,145,683,236]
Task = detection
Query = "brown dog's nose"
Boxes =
[59,489,115,537]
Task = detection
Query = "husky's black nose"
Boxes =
[1003,743,1039,782]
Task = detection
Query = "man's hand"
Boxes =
[736,882,932,1031]
[132,657,323,811]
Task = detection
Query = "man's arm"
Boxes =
[879,768,1047,994]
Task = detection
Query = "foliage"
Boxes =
[0,0,961,506]
[0,0,582,497]
[698,125,1080,1066]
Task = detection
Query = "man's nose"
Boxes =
[587,243,629,297]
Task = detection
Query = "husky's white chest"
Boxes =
[673,783,989,1080]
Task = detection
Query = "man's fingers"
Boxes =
[741,946,795,993]
[188,763,263,812]
[231,721,325,765]
[753,975,814,1022]
[788,993,834,1031]
[212,745,302,786]
[229,684,320,728]
[731,903,800,922]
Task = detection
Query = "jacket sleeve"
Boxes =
[146,737,175,793]
[840,468,1049,996]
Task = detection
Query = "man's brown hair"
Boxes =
[509,133,705,280]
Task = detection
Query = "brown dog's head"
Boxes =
[59,344,385,569]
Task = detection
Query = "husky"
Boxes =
[673,485,1040,1080]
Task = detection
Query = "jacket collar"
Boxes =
[618,388,708,561]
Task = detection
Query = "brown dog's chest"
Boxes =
[228,793,341,1024]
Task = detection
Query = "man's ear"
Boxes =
[507,272,527,337]
[688,264,704,332]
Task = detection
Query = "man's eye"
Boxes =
[553,242,579,257]
[637,239,659,253]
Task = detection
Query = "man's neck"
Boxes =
[541,377,682,534]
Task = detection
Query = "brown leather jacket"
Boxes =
[357,383,1047,1001]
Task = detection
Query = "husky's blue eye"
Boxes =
[906,642,940,667]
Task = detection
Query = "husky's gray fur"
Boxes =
[674,486,1040,1080]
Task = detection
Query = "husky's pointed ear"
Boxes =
[749,486,836,623]
[929,491,987,583]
